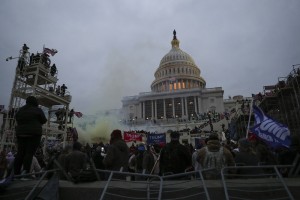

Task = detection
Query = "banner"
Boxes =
[124,131,143,142]
[250,105,291,149]
[147,133,166,145]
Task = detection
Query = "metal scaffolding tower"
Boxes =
[0,45,74,152]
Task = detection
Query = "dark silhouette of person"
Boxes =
[29,53,34,65]
[61,84,67,96]
[68,109,74,123]
[33,53,41,63]
[41,53,50,68]
[14,96,47,176]
[65,142,88,182]
[22,44,29,54]
[56,85,61,96]
[55,108,62,121]
[50,64,57,76]
[17,57,26,76]
[103,130,129,175]
[159,131,192,175]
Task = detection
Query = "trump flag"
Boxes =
[147,133,166,146]
[250,105,291,149]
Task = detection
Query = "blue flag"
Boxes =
[147,133,166,145]
[250,105,291,149]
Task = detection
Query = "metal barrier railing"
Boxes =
[98,169,163,200]
[221,165,295,200]
[0,169,60,200]
[24,169,59,200]
[3,162,299,200]
[160,170,210,200]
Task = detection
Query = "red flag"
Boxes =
[124,131,142,142]
[74,112,83,118]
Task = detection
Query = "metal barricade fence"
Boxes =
[221,165,295,200]
[98,169,163,200]
[160,170,210,200]
[3,163,299,200]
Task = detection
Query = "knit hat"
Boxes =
[26,96,38,107]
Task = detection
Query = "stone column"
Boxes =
[151,100,154,119]
[154,100,157,119]
[197,96,202,114]
[194,96,197,113]
[184,97,188,117]
[143,101,145,120]
[163,99,166,119]
[172,98,175,118]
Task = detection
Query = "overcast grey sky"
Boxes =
[1,0,299,115]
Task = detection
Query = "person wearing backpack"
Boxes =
[159,131,192,176]
[197,133,235,179]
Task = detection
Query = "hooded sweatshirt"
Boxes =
[103,139,129,171]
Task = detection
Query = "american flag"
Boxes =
[74,112,83,118]
[43,47,58,56]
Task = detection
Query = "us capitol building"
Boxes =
[121,30,229,129]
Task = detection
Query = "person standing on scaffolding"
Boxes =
[50,63,57,76]
[22,44,29,55]
[61,84,67,96]
[14,96,47,177]
[56,85,61,96]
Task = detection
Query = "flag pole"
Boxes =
[246,98,254,138]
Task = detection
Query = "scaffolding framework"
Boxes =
[233,65,300,138]
[0,45,75,152]
[259,66,300,135]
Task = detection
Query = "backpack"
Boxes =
[202,146,226,171]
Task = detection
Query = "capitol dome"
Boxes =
[151,30,206,92]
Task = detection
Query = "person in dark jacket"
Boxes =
[234,138,262,175]
[159,131,192,175]
[92,146,105,180]
[103,129,129,173]
[14,96,47,175]
[65,142,88,181]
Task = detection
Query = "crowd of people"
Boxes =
[0,97,299,183]
[1,126,299,184]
